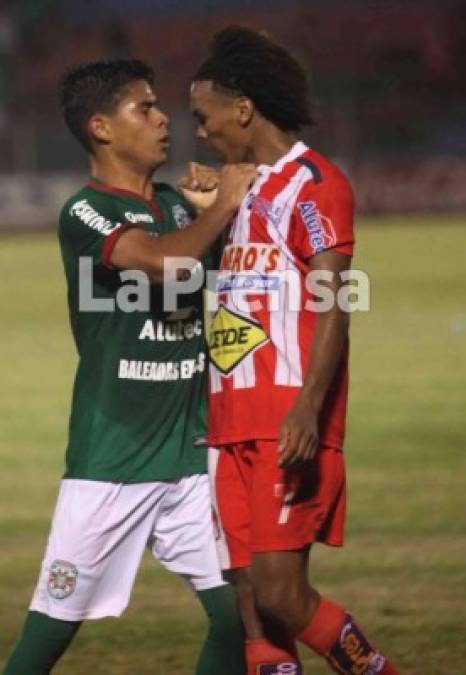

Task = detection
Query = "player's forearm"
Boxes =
[148,200,235,274]
[110,200,235,282]
[300,307,349,414]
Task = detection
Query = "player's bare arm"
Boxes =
[278,249,351,468]
[178,161,220,209]
[110,163,255,281]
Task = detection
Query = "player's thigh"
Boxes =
[250,442,346,552]
[30,479,162,620]
[151,473,226,591]
[210,444,255,570]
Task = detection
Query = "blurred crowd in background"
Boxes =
[0,0,465,225]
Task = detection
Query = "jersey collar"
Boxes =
[86,178,164,221]
[256,140,309,177]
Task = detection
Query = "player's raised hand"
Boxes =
[278,397,320,468]
[179,161,219,191]
[215,163,257,213]
[179,162,220,211]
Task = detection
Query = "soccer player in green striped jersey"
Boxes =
[4,59,255,675]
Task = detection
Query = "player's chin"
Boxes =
[205,141,228,163]
[221,145,247,164]
[153,148,168,167]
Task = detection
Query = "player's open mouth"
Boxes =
[159,136,170,146]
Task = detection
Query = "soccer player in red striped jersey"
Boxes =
[190,27,400,675]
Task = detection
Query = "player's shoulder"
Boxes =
[59,182,124,245]
[153,181,177,197]
[60,183,90,218]
[60,182,117,222]
[154,181,187,205]
[296,148,352,189]
[154,181,196,219]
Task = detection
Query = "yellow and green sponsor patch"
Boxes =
[208,304,269,375]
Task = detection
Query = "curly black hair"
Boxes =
[61,59,154,152]
[193,26,313,132]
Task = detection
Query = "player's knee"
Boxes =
[254,578,313,634]
[198,585,244,645]
[255,579,293,620]
[232,569,255,611]
[208,605,243,643]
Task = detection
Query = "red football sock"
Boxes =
[297,597,400,674]
[246,638,302,675]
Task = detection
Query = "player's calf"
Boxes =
[298,597,400,675]
[3,611,80,675]
[251,551,319,637]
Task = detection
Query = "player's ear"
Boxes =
[88,113,113,146]
[236,97,254,127]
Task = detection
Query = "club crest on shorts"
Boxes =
[47,560,78,600]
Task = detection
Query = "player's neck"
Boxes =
[248,128,297,167]
[89,156,155,200]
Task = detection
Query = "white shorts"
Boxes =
[30,474,224,621]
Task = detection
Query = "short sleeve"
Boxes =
[59,194,134,269]
[289,170,355,261]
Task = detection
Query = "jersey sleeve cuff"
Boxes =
[102,224,135,269]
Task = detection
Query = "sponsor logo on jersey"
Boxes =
[220,244,281,274]
[118,353,205,382]
[138,318,203,341]
[47,560,78,600]
[208,304,269,375]
[258,664,302,674]
[124,211,154,224]
[327,616,386,675]
[247,194,284,227]
[216,273,280,294]
[70,199,121,235]
[172,204,192,229]
[297,201,336,253]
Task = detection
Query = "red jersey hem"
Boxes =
[226,537,344,569]
[252,536,345,552]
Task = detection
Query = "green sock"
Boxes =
[3,611,81,675]
[195,584,246,675]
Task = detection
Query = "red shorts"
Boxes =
[209,441,346,569]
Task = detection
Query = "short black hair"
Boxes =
[193,26,313,132]
[61,59,155,152]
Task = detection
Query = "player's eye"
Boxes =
[141,101,156,114]
[194,112,207,126]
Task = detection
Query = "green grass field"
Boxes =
[1,216,465,674]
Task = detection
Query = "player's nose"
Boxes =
[155,109,169,128]
[197,125,208,141]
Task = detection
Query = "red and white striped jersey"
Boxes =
[208,141,355,449]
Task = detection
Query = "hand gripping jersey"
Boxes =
[59,180,207,483]
[208,142,355,449]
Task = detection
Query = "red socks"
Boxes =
[245,597,399,674]
[246,638,302,675]
[298,597,400,675]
